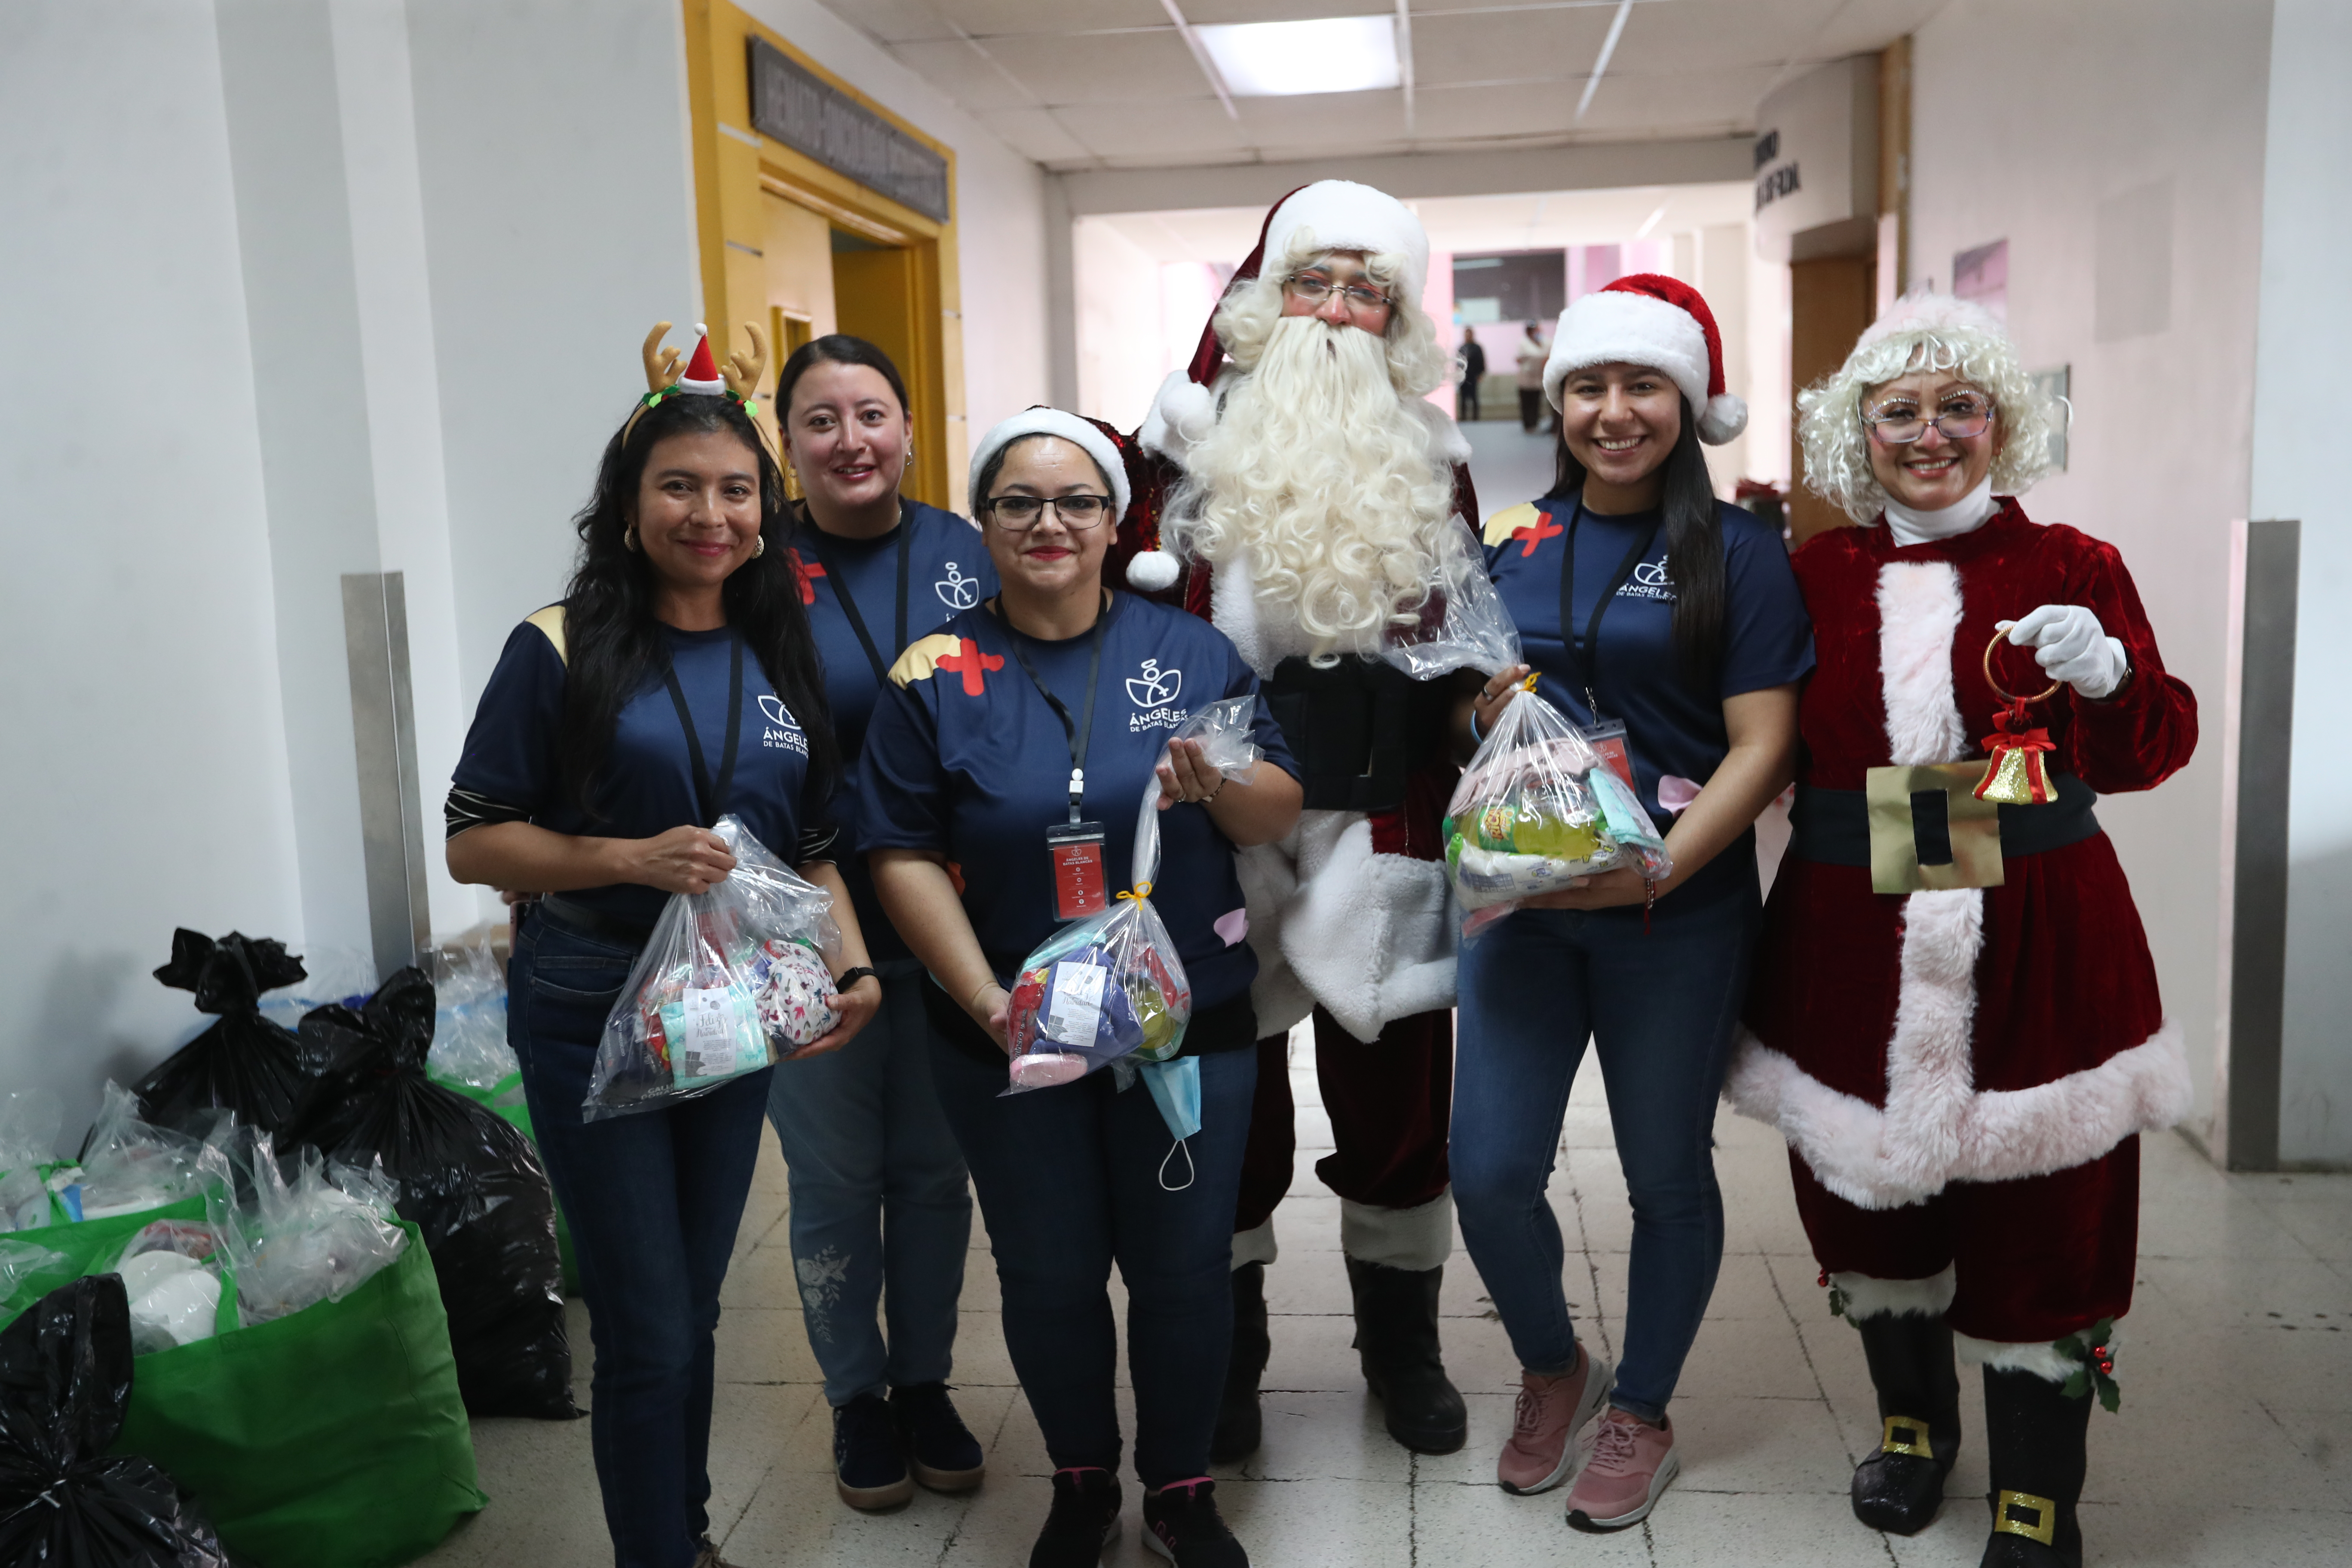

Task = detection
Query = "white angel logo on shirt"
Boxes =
[935,561,979,610]
[756,695,809,756]
[1127,659,1187,732]
[1623,557,1676,601]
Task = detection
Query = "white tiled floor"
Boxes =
[421,1041,2352,1566]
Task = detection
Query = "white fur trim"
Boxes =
[1880,889,1986,1199]
[1874,563,1967,765]
[1726,1019,2191,1210]
[968,407,1129,518]
[1231,1218,1278,1269]
[1698,392,1748,444]
[1250,812,1458,1044]
[1341,1192,1454,1271]
[1544,290,1711,420]
[1407,396,1473,464]
[1265,181,1430,307]
[1834,1267,1957,1320]
[1126,549,1181,591]
[1957,1321,2122,1384]
[1140,370,1216,464]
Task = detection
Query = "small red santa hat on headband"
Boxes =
[677,325,726,395]
[1543,275,1747,445]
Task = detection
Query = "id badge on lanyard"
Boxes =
[1047,818,1110,920]
[1579,717,1638,794]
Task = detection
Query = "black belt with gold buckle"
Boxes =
[1790,769,2100,893]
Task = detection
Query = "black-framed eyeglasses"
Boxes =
[1282,272,1393,314]
[982,493,1114,530]
[1863,394,1996,445]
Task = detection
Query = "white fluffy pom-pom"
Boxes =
[1126,549,1181,592]
[1159,377,1215,441]
[1697,392,1749,445]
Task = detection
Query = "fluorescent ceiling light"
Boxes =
[1195,15,1400,98]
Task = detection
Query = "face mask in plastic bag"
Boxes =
[1443,680,1674,935]
[1002,698,1261,1093]
[114,1219,227,1355]
[205,1130,406,1329]
[586,814,844,1120]
[1381,518,1526,682]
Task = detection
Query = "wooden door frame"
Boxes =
[680,0,962,510]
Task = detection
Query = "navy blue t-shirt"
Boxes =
[859,591,1298,1018]
[790,500,998,962]
[450,616,830,928]
[1482,493,1813,905]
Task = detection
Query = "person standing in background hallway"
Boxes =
[1458,325,1488,422]
[1515,322,1548,431]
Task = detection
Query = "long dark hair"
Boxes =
[557,393,840,820]
[1545,395,1726,680]
[773,334,910,429]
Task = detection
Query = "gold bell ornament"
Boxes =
[1972,627,2061,806]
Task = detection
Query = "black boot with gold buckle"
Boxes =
[1850,1313,1961,1534]
[1979,1365,2091,1567]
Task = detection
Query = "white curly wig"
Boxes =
[1797,291,2063,525]
[1211,227,1453,398]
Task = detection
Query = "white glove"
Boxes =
[2004,604,2128,700]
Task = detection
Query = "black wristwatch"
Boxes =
[834,966,880,993]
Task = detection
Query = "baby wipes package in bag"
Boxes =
[1443,683,1673,932]
[586,814,843,1119]
[1001,698,1260,1093]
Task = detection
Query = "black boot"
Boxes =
[1849,1312,1962,1534]
[1978,1366,2091,1568]
[1211,1263,1270,1463]
[1344,1257,1467,1455]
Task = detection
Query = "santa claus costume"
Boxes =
[1104,181,1482,1458]
[1730,294,2198,1568]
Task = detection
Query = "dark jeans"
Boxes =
[1450,888,1760,1424]
[511,909,773,1568]
[928,1032,1256,1486]
[1518,386,1544,430]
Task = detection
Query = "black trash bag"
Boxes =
[0,1276,228,1568]
[289,967,579,1420]
[133,930,318,1137]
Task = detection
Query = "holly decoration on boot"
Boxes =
[2053,1317,2122,1412]
[1819,1268,1853,1323]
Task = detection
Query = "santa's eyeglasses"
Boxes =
[981,494,1114,529]
[1862,394,1995,445]
[1282,273,1393,314]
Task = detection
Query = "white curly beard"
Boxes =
[1169,316,1456,662]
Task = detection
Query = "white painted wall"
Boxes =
[2251,0,2352,1164]
[0,0,304,1123]
[1910,0,2275,1138]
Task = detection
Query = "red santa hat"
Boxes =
[677,324,726,395]
[1543,274,1747,445]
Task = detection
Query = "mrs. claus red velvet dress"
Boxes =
[1731,498,2198,1349]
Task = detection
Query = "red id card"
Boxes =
[1580,718,1638,793]
[1046,821,1109,921]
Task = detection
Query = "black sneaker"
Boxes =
[889,1381,986,1491]
[1031,1467,1122,1568]
[832,1393,914,1510]
[1142,1478,1248,1566]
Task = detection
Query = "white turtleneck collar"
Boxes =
[1883,477,1997,547]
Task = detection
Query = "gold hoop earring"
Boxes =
[753,535,766,557]
[624,524,640,551]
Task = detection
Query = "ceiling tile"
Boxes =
[816,0,959,45]
[1233,86,1409,147]
[1412,6,1617,88]
[1410,80,1584,141]
[1803,0,1953,57]
[988,28,1208,106]
[974,107,1097,163]
[1179,0,1393,21]
[886,40,1039,111]
[930,0,1172,36]
[1050,95,1253,159]
[1571,62,1778,132]
[1605,0,1849,76]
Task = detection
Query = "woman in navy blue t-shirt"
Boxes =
[762,335,1000,1511]
[445,328,880,1568]
[863,410,1302,1567]
[1448,279,1811,1531]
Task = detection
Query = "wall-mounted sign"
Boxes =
[1752,55,1878,263]
[1954,239,2009,320]
[747,37,950,224]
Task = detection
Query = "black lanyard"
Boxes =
[660,630,744,828]
[1557,496,1663,720]
[993,594,1109,825]
[806,500,913,685]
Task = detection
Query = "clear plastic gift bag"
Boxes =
[76,1082,215,1220]
[586,814,843,1120]
[1381,519,1525,682]
[114,1219,227,1355]
[0,1089,62,1230]
[426,939,517,1091]
[1001,698,1261,1093]
[205,1130,407,1329]
[1443,681,1674,934]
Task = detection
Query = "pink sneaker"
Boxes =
[1564,1408,1679,1531]
[1497,1346,1613,1495]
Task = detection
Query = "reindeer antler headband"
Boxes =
[621,320,773,450]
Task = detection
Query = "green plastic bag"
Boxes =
[3,1200,487,1568]
[434,1069,579,1295]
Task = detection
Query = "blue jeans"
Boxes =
[765,961,971,1406]
[1451,889,1760,1424]
[927,1032,1256,1486]
[510,910,772,1568]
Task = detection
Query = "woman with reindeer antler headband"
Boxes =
[445,321,882,1568]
